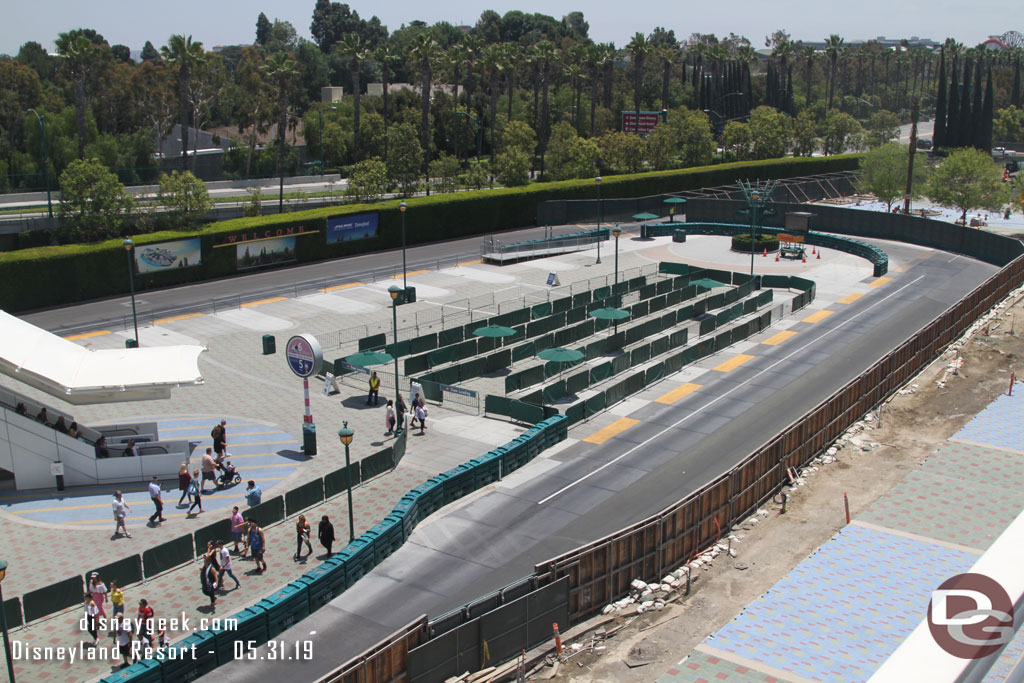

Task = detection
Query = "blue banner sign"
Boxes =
[327,213,379,244]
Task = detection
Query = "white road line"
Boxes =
[537,275,926,505]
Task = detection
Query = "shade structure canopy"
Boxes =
[588,307,630,321]
[344,351,394,367]
[663,197,687,204]
[472,324,517,338]
[689,277,727,290]
[536,347,585,363]
[632,212,660,221]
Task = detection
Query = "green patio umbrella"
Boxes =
[588,307,630,321]
[537,347,585,378]
[344,350,394,367]
[664,197,686,222]
[689,277,727,301]
[633,212,660,239]
[473,324,517,348]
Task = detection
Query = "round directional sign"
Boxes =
[285,334,323,378]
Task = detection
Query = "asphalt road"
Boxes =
[202,240,996,682]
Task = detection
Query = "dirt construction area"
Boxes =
[524,289,1024,682]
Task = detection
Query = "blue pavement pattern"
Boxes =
[0,416,302,526]
[951,393,1024,451]
[694,525,977,683]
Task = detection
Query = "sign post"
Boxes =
[286,334,324,455]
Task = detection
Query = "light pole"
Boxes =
[389,285,402,413]
[336,423,355,543]
[123,238,139,346]
[0,559,14,683]
[399,202,407,290]
[749,191,759,277]
[27,109,52,219]
[595,176,602,264]
[612,224,621,334]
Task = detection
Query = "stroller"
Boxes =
[216,460,242,489]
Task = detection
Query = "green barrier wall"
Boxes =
[194,519,233,557]
[485,394,513,416]
[410,333,438,354]
[142,535,194,577]
[393,429,408,466]
[84,555,143,595]
[361,447,396,481]
[325,462,361,499]
[510,400,545,424]
[439,327,464,346]
[3,597,22,629]
[358,333,387,351]
[22,575,83,623]
[245,496,284,529]
[286,479,325,516]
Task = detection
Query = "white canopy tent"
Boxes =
[0,311,206,404]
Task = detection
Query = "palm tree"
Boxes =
[339,35,368,161]
[626,32,652,134]
[375,43,397,163]
[824,34,844,109]
[480,44,503,160]
[772,38,794,114]
[262,52,298,212]
[56,31,104,159]
[584,43,602,134]
[500,43,519,123]
[446,41,467,160]
[658,45,679,111]
[162,34,205,170]
[737,44,758,113]
[599,43,617,111]
[534,40,557,163]
[409,34,438,172]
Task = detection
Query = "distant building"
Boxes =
[366,83,464,98]
[321,86,344,102]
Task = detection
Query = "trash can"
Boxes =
[640,224,649,240]
[125,338,138,349]
[404,286,417,303]
[262,334,276,355]
[302,422,317,455]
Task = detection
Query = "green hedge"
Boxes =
[0,155,860,312]
[731,234,780,252]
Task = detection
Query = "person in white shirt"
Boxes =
[112,490,131,538]
[82,593,99,647]
[114,615,134,667]
[216,540,241,589]
[147,476,165,524]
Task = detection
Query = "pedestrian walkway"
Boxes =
[0,224,894,683]
[657,391,1024,683]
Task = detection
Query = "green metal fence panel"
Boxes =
[700,316,717,335]
[361,447,395,480]
[524,365,546,388]
[461,357,486,381]
[649,295,667,313]
[578,318,596,338]
[696,339,715,358]
[593,285,611,301]
[656,278,673,295]
[590,361,612,383]
[646,362,665,385]
[245,496,284,529]
[683,346,698,364]
[486,349,512,372]
[677,305,694,323]
[531,302,552,319]
[631,344,652,367]
[476,336,497,354]
[410,333,438,355]
[544,360,562,379]
[404,354,431,376]
[566,306,586,325]
[142,534,194,578]
[324,463,360,499]
[606,331,625,351]
[193,520,232,559]
[3,597,22,629]
[534,333,554,352]
[612,353,630,374]
[22,575,84,623]
[572,291,592,308]
[631,301,650,318]
[585,338,606,360]
[434,366,460,385]
[651,336,670,357]
[715,329,733,349]
[385,339,411,358]
[659,311,676,332]
[84,555,143,597]
[505,372,521,393]
[439,327,464,347]
[393,429,408,466]
[554,328,574,348]
[485,394,513,416]
[428,345,458,367]
[586,392,607,415]
[566,370,590,395]
[510,400,545,424]
[285,478,325,516]
[640,284,656,300]
[658,262,689,275]
[664,352,684,374]
[757,290,773,306]
[543,380,567,404]
[743,298,758,315]
[420,379,444,401]
[455,339,478,361]
[553,296,572,314]
[358,333,387,351]
[670,329,688,347]
[761,274,791,289]
[564,401,586,426]
[513,341,536,362]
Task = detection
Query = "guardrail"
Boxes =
[481,227,608,264]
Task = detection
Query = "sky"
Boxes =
[2,0,1021,56]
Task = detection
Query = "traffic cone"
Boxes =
[812,246,816,254]
[817,250,821,259]
[775,253,779,262]
[553,623,563,654]
[802,255,807,263]
[763,247,767,257]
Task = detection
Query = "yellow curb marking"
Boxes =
[583,417,640,444]
[869,277,893,288]
[64,330,111,340]
[320,282,363,293]
[802,309,835,324]
[655,383,702,405]
[457,259,483,266]
[762,330,798,346]
[240,296,287,308]
[394,269,430,278]
[153,313,205,325]
[713,354,755,372]
[836,292,865,304]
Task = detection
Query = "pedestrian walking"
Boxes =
[187,469,203,515]
[177,463,192,506]
[88,572,108,618]
[318,515,335,556]
[385,399,396,435]
[294,514,312,560]
[212,419,228,458]
[247,520,267,573]
[409,392,422,429]
[200,554,219,608]
[415,399,427,435]
[200,448,217,494]
[112,490,131,538]
[396,394,407,435]
[109,580,124,637]
[216,541,241,589]
[367,371,381,405]
[82,593,99,647]
[147,476,166,524]
[114,615,134,668]
[136,599,154,647]
[245,480,262,507]
[230,506,245,554]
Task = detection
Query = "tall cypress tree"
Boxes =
[1012,56,1021,108]
[933,50,947,148]
[947,61,960,148]
[970,60,984,148]
[980,67,994,151]
[786,66,794,116]
[957,60,972,148]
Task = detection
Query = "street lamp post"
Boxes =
[27,109,52,219]
[612,224,621,334]
[399,202,408,290]
[336,423,355,543]
[123,239,139,346]
[0,559,15,683]
[595,176,602,264]
[749,191,759,277]
[389,285,402,413]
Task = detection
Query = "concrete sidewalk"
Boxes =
[0,223,887,683]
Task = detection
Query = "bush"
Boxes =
[731,233,779,252]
